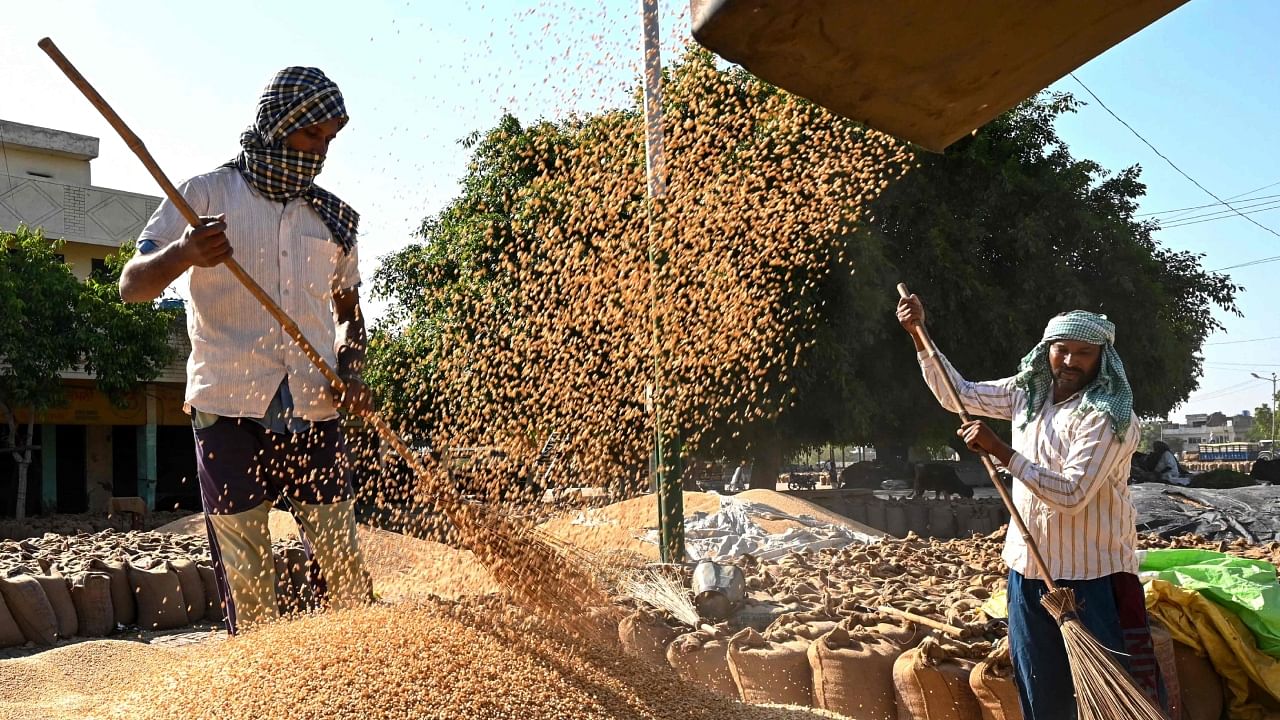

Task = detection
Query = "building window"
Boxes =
[91,257,108,281]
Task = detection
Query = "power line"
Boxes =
[1205,335,1280,346]
[1160,201,1280,230]
[1143,191,1280,218]
[1071,73,1280,241]
[1213,255,1280,272]
[1205,361,1280,368]
[1158,196,1280,226]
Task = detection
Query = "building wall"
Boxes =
[0,146,91,186]
[1,119,189,516]
[60,240,117,281]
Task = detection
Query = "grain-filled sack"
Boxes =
[70,572,115,637]
[866,501,888,534]
[197,564,224,621]
[1172,641,1222,720]
[128,561,188,630]
[168,558,206,622]
[929,504,957,539]
[666,629,737,697]
[905,502,929,537]
[1150,622,1180,720]
[0,574,58,645]
[809,625,899,719]
[885,503,909,539]
[894,637,981,720]
[727,627,813,706]
[0,589,27,647]
[32,572,77,639]
[618,609,678,666]
[88,557,136,626]
[768,610,839,641]
[969,641,1022,720]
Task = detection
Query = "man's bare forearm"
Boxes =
[119,241,193,303]
[334,290,367,379]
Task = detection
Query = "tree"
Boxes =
[367,51,1238,491]
[1249,398,1278,445]
[0,226,177,518]
[368,49,911,495]
[739,92,1239,467]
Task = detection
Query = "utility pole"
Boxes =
[1254,372,1278,450]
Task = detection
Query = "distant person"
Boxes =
[120,67,373,634]
[728,460,751,491]
[898,295,1164,720]
[1146,441,1183,484]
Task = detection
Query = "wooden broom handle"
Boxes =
[39,37,442,492]
[896,283,1057,589]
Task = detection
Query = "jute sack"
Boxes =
[768,610,840,642]
[1172,641,1222,720]
[885,503,909,539]
[928,503,957,539]
[0,574,58,645]
[32,572,77,639]
[969,641,1022,720]
[666,629,737,697]
[905,502,929,537]
[70,572,115,637]
[0,589,27,647]
[727,627,813,706]
[1150,622,1181,720]
[893,636,981,720]
[127,561,189,630]
[169,559,206,622]
[866,500,888,534]
[88,557,136,626]
[618,609,678,666]
[809,625,899,720]
[197,564,224,621]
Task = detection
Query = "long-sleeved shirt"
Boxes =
[919,351,1141,580]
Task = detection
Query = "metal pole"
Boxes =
[641,0,683,563]
[1254,372,1278,450]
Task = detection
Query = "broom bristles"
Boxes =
[622,568,701,628]
[1041,587,1168,720]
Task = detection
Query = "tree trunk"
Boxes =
[751,439,784,490]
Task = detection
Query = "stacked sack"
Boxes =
[0,529,315,646]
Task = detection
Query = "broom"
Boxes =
[896,283,1166,720]
[38,37,605,621]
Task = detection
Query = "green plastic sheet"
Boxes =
[1141,548,1280,657]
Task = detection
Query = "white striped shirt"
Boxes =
[138,167,360,422]
[919,351,1141,580]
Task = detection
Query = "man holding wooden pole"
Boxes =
[119,67,373,634]
[897,294,1165,720]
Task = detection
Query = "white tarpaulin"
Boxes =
[639,494,879,561]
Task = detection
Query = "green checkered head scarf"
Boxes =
[1014,311,1133,437]
[225,67,359,253]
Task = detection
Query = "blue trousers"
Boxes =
[1007,570,1166,720]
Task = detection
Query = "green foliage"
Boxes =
[1249,398,1277,443]
[758,92,1239,454]
[0,226,177,415]
[368,60,1239,464]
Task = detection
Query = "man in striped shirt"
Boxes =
[121,68,372,634]
[897,295,1164,720]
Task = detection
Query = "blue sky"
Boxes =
[1,1,1275,422]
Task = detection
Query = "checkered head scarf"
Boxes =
[1014,310,1134,437]
[224,67,359,253]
